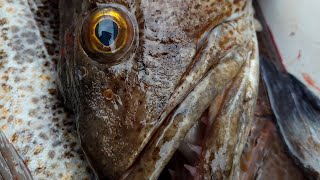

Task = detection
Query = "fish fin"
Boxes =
[260,57,320,176]
[0,131,33,180]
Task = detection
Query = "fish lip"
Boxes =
[83,10,249,178]
[123,45,239,177]
[130,17,245,168]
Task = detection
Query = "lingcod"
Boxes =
[1,0,320,179]
[58,0,259,179]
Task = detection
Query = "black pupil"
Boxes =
[95,19,119,46]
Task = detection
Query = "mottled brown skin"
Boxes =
[58,0,259,179]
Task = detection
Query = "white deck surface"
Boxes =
[258,0,320,98]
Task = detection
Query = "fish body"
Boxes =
[0,0,92,179]
[0,130,33,180]
[58,0,259,179]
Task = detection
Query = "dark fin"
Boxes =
[260,57,320,177]
[0,131,33,180]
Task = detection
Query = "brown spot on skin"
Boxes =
[1,83,11,93]
[0,18,7,25]
[64,152,74,159]
[1,75,9,81]
[219,35,232,50]
[102,89,114,100]
[35,164,45,174]
[10,25,19,33]
[11,132,18,143]
[14,76,22,83]
[14,108,22,114]
[39,74,51,81]
[14,119,22,125]
[18,85,34,92]
[51,163,58,169]
[1,125,8,132]
[0,49,8,60]
[6,116,13,122]
[48,88,57,95]
[44,61,50,67]
[5,7,15,13]
[24,159,30,166]
[33,145,44,155]
[39,132,49,140]
[28,109,37,117]
[31,97,40,104]
[48,150,56,159]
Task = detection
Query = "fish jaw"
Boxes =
[238,74,306,180]
[121,2,259,179]
[198,42,259,180]
[58,0,258,179]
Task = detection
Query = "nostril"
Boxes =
[102,88,114,100]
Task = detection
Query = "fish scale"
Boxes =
[0,0,92,179]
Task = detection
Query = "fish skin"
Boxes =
[237,3,307,179]
[239,117,307,180]
[0,0,92,179]
[0,130,33,180]
[238,76,306,180]
[59,0,259,179]
[5,0,315,180]
[197,30,259,179]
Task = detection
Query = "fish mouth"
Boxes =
[121,10,258,178]
[146,12,251,144]
[122,33,250,180]
[138,19,243,153]
[76,10,255,179]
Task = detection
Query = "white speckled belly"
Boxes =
[0,0,92,179]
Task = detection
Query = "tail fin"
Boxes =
[0,131,33,180]
[260,57,320,177]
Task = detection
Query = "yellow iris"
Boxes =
[81,6,136,64]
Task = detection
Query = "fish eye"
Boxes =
[81,5,137,64]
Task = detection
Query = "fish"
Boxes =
[2,0,319,179]
[252,2,320,178]
[239,73,306,180]
[260,58,320,178]
[0,130,33,180]
[58,0,259,179]
[0,0,92,179]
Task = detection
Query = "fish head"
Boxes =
[58,0,256,179]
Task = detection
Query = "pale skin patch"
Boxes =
[0,0,92,179]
